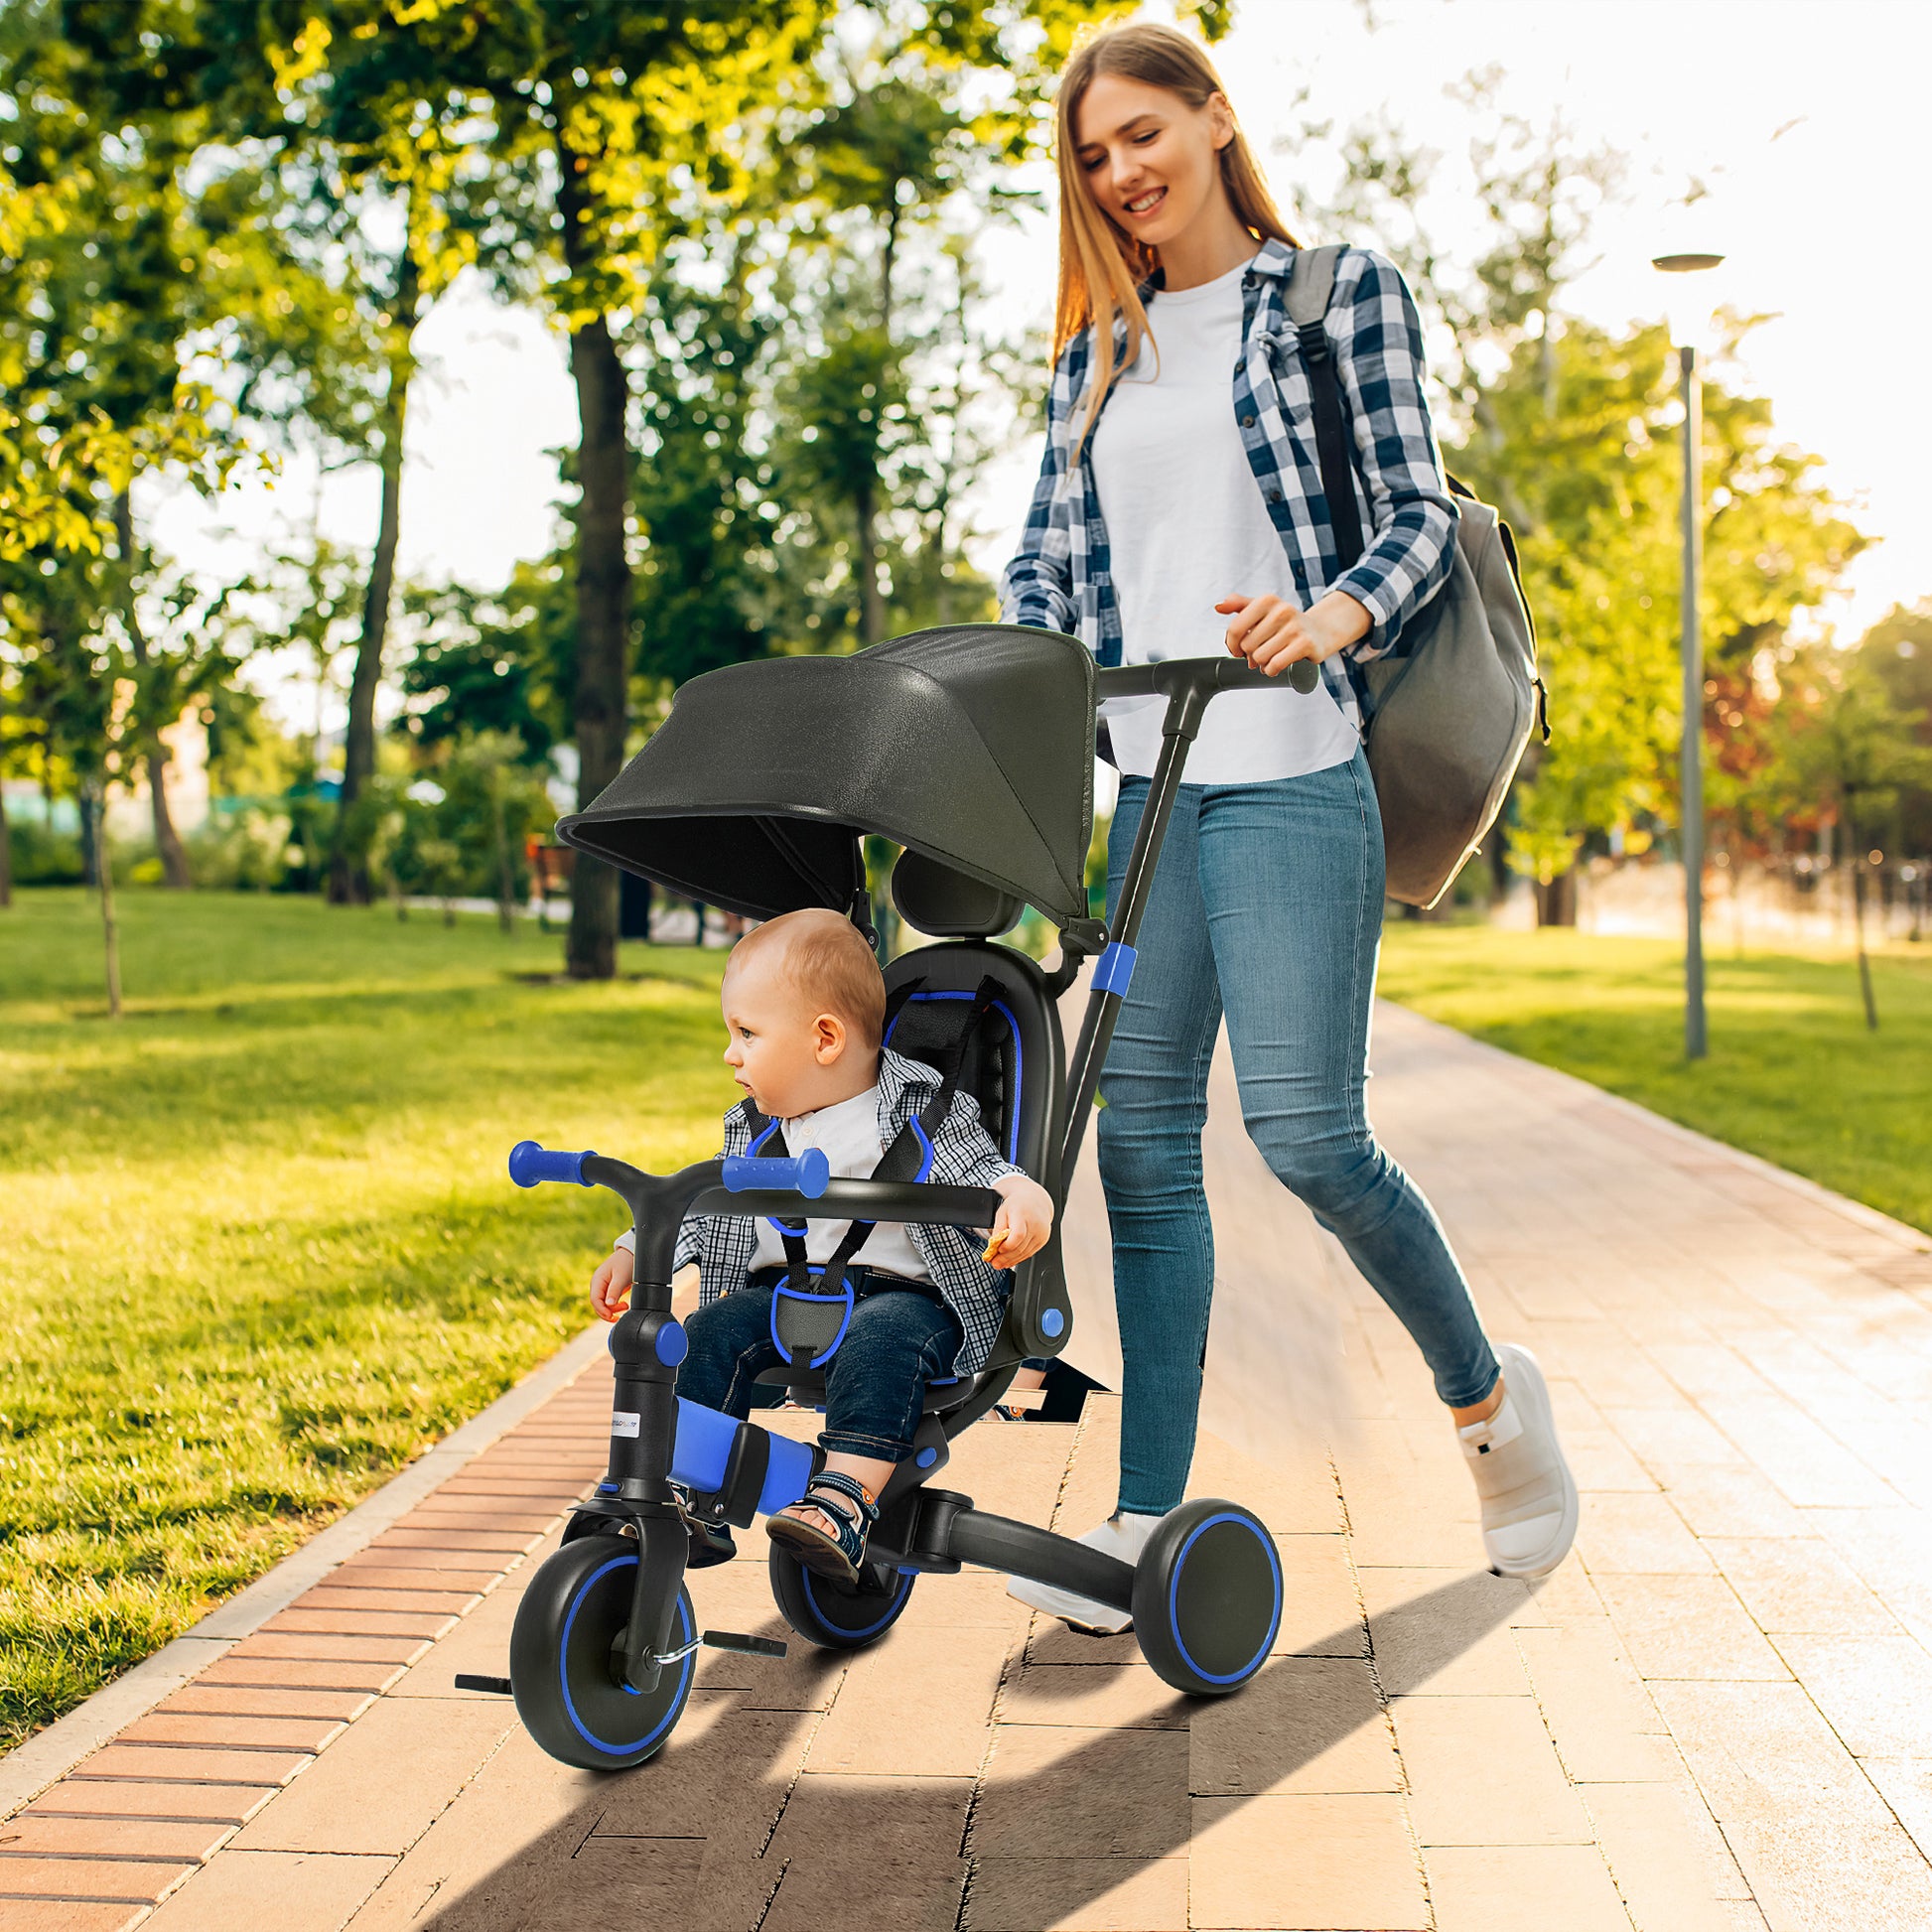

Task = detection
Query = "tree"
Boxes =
[1767,654,1932,1028]
[4,4,355,885]
[1289,80,1866,920]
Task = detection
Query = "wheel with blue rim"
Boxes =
[1132,1498,1281,1698]
[508,1536,696,1770]
[768,1544,916,1651]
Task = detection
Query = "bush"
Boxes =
[185,807,294,891]
[6,818,84,886]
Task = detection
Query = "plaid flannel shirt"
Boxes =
[620,1048,1026,1376]
[999,238,1457,729]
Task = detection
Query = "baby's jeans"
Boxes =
[678,1283,965,1462]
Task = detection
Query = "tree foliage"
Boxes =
[1289,83,1868,898]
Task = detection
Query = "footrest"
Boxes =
[701,1629,787,1660]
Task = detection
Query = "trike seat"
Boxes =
[752,848,1075,1415]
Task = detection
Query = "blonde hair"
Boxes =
[726,908,887,1051]
[1051,21,1299,455]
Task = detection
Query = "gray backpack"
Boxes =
[1286,245,1547,909]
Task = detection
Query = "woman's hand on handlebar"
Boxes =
[592,1245,634,1322]
[1217,589,1372,675]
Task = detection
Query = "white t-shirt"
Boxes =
[615,1085,930,1282]
[745,1085,927,1281]
[1089,255,1361,786]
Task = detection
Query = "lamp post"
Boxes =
[1654,250,1724,1062]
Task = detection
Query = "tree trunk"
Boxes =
[90,780,123,1018]
[330,243,421,906]
[1534,867,1579,927]
[492,772,514,936]
[558,155,632,982]
[0,776,11,907]
[855,477,886,647]
[113,491,191,888]
[77,786,100,889]
[1852,846,1879,1031]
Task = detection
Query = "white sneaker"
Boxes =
[1458,1343,1579,1580]
[1006,1510,1164,1634]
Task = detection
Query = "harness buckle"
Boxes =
[771,1267,857,1369]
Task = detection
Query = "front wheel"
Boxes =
[1132,1498,1281,1697]
[509,1536,696,1770]
[769,1544,915,1651]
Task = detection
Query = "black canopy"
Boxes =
[555,624,1096,926]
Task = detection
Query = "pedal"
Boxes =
[701,1629,788,1660]
[454,1673,513,1696]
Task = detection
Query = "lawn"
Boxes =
[1377,924,1932,1237]
[0,889,733,1755]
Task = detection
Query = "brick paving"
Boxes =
[6,1001,1932,1931]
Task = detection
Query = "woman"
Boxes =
[1001,22,1576,1632]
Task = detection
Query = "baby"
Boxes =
[592,907,1054,1582]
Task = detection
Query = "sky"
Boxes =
[147,0,1929,732]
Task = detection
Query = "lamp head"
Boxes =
[1652,252,1725,350]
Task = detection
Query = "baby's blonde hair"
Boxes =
[725,908,886,1051]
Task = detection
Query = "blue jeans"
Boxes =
[678,1282,965,1462]
[1098,749,1499,1515]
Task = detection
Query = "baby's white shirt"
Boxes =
[614,1084,929,1282]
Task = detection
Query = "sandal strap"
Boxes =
[806,1468,880,1525]
[787,1471,879,1570]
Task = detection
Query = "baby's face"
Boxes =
[720,950,839,1119]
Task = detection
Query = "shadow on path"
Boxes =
[409,1573,1524,1932]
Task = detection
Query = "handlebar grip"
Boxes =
[1288,660,1318,694]
[508,1141,596,1188]
[720,1148,831,1199]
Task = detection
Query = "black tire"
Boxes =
[508,1536,696,1770]
[768,1544,916,1651]
[1132,1498,1281,1698]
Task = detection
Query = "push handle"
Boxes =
[507,1141,596,1188]
[720,1148,831,1198]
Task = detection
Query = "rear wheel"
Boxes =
[1132,1499,1281,1697]
[768,1545,915,1651]
[509,1536,696,1770]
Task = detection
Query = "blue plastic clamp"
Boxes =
[1092,942,1138,998]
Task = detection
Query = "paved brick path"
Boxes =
[6,1003,1931,1932]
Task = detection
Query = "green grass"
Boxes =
[1377,924,1932,1237]
[0,889,733,1755]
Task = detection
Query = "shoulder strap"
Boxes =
[1283,243,1345,329]
[1284,245,1365,570]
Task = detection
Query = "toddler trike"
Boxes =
[483,626,1312,1769]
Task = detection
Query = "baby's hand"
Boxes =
[983,1174,1054,1267]
[591,1246,635,1322]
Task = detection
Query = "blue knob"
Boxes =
[655,1319,689,1368]
[1040,1307,1064,1337]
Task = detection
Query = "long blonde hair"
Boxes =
[1052,22,1298,452]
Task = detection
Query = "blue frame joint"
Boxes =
[1092,941,1137,999]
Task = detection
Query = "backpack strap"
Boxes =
[1284,244,1366,570]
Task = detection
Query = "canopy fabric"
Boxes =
[555,624,1096,926]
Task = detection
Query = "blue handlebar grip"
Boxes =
[508,1141,596,1188]
[720,1147,831,1198]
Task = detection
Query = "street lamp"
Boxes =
[1654,249,1725,1061]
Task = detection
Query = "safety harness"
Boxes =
[743,975,1008,1370]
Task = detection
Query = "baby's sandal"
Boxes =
[766,1470,880,1584]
